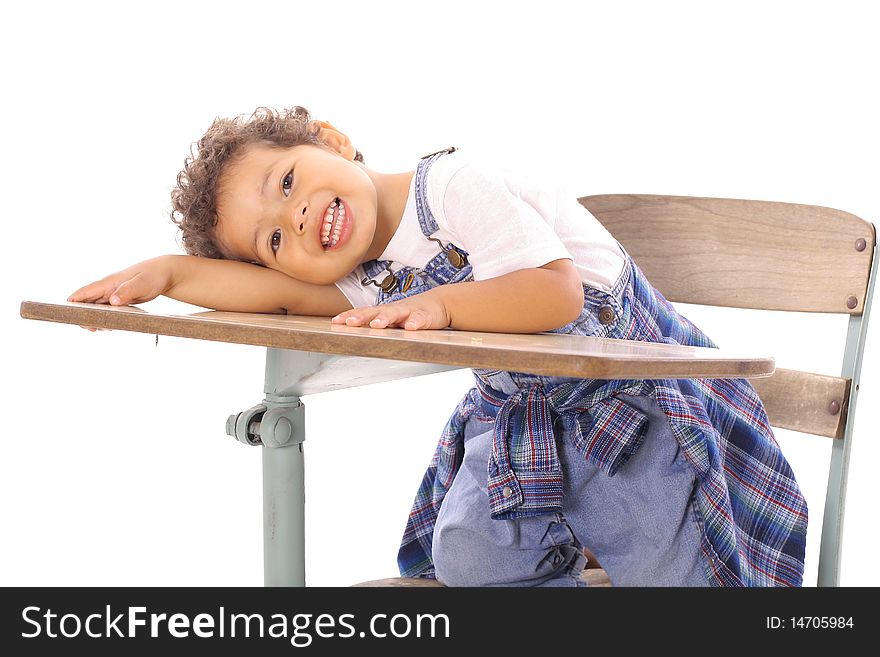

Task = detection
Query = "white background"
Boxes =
[2,0,877,587]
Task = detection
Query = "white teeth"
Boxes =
[321,199,347,248]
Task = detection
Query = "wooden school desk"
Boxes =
[19,300,775,586]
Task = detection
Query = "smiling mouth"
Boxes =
[321,198,348,249]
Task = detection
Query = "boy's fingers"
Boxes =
[69,280,116,304]
[332,307,380,326]
[354,308,384,326]
[109,278,140,305]
[333,305,432,330]
[336,305,431,330]
[67,285,99,303]
[403,309,430,330]
[375,306,417,329]
[342,313,367,326]
[369,307,402,328]
[109,283,127,305]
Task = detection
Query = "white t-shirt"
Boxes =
[335,150,625,308]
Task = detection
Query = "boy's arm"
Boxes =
[332,259,584,333]
[69,254,352,316]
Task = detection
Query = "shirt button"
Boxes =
[502,486,513,498]
[598,305,616,325]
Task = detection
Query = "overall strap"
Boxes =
[414,147,457,237]
[362,147,457,281]
[362,147,470,297]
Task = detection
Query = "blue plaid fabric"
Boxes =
[372,150,808,587]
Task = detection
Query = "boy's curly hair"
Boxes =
[170,106,364,259]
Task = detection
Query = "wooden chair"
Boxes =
[354,194,877,588]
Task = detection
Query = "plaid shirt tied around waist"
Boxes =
[479,377,652,519]
[395,256,808,587]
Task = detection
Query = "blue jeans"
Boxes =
[431,393,712,587]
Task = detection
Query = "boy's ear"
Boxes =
[310,120,357,161]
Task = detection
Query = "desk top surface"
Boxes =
[20,300,774,380]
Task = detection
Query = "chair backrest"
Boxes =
[579,194,878,586]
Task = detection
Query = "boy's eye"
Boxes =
[282,171,294,197]
[271,230,282,252]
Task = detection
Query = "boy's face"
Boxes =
[215,141,378,285]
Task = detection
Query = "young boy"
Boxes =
[70,106,808,587]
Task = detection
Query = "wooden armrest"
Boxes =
[20,301,774,380]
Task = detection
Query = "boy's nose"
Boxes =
[290,202,310,236]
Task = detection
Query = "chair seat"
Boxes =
[352,568,612,587]
[351,577,447,587]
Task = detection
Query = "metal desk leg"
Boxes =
[261,413,305,587]
[226,348,314,587]
[227,346,462,587]
[227,391,306,586]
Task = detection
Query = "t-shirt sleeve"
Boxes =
[435,161,573,281]
[333,265,377,309]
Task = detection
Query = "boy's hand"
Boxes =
[68,256,175,307]
[331,290,451,331]
[332,261,583,334]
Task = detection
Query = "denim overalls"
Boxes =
[362,149,808,587]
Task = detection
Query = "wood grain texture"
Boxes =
[751,367,850,439]
[350,577,446,587]
[19,300,775,380]
[580,194,876,314]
